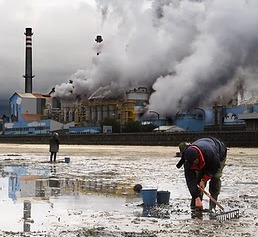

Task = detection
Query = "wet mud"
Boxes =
[0,144,257,236]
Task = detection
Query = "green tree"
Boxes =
[123,121,158,133]
[139,123,157,132]
[99,118,120,133]
[123,121,141,133]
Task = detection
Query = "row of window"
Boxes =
[5,126,50,131]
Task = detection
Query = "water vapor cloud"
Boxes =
[53,0,258,116]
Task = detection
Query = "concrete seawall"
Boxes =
[0,131,258,147]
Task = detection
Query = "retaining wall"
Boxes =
[0,131,258,147]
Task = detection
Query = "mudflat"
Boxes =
[0,144,257,236]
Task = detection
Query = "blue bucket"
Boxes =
[157,191,170,205]
[141,188,157,206]
[64,157,70,163]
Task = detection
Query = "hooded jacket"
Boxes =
[49,134,60,153]
[183,137,227,199]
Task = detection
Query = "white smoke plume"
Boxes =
[96,0,109,28]
[53,0,258,117]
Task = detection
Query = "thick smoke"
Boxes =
[53,0,258,117]
[96,0,109,28]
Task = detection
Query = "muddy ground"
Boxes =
[0,144,257,237]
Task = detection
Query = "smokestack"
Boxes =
[95,35,103,55]
[23,27,34,93]
[95,35,103,43]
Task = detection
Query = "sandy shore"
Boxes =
[2,143,258,155]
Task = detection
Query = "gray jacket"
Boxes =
[49,135,60,152]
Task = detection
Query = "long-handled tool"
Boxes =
[197,185,240,221]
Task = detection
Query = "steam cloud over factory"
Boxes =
[4,0,258,135]
[51,0,258,117]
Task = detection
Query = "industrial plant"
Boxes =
[3,28,258,135]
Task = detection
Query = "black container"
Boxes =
[157,191,170,204]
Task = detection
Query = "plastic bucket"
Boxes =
[157,191,170,205]
[141,189,157,206]
[64,157,70,163]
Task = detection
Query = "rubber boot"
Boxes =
[209,194,218,210]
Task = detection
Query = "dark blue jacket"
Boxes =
[183,137,227,199]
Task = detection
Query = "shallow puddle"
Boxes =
[0,163,143,232]
[0,162,222,233]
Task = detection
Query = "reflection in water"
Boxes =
[50,165,56,174]
[1,165,50,200]
[0,163,137,232]
[23,200,32,232]
[0,164,135,201]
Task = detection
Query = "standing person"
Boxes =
[176,137,227,210]
[49,132,60,163]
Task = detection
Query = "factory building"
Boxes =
[6,86,258,134]
[3,28,74,135]
[237,105,258,131]
[9,93,49,122]
[4,119,66,135]
[5,92,73,135]
[5,85,149,134]
[58,87,149,127]
[126,87,149,121]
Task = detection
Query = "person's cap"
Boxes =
[178,142,187,152]
[178,142,191,152]
[184,147,199,169]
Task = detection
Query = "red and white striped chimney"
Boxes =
[23,27,34,93]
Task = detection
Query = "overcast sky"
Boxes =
[0,0,104,113]
[0,0,258,117]
[0,1,99,91]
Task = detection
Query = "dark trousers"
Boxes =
[50,152,57,162]
[191,158,226,210]
[208,158,226,209]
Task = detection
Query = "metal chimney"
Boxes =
[23,27,34,93]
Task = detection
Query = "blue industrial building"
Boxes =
[174,104,258,132]
[175,113,205,132]
[4,119,63,135]
[5,92,74,135]
[5,90,258,134]
[69,126,100,134]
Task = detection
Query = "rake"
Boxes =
[197,185,240,221]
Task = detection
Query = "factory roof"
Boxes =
[153,125,185,133]
[10,92,52,100]
[20,175,40,181]
[11,92,35,98]
[21,114,42,121]
[32,93,47,99]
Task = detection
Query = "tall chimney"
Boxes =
[23,27,34,93]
